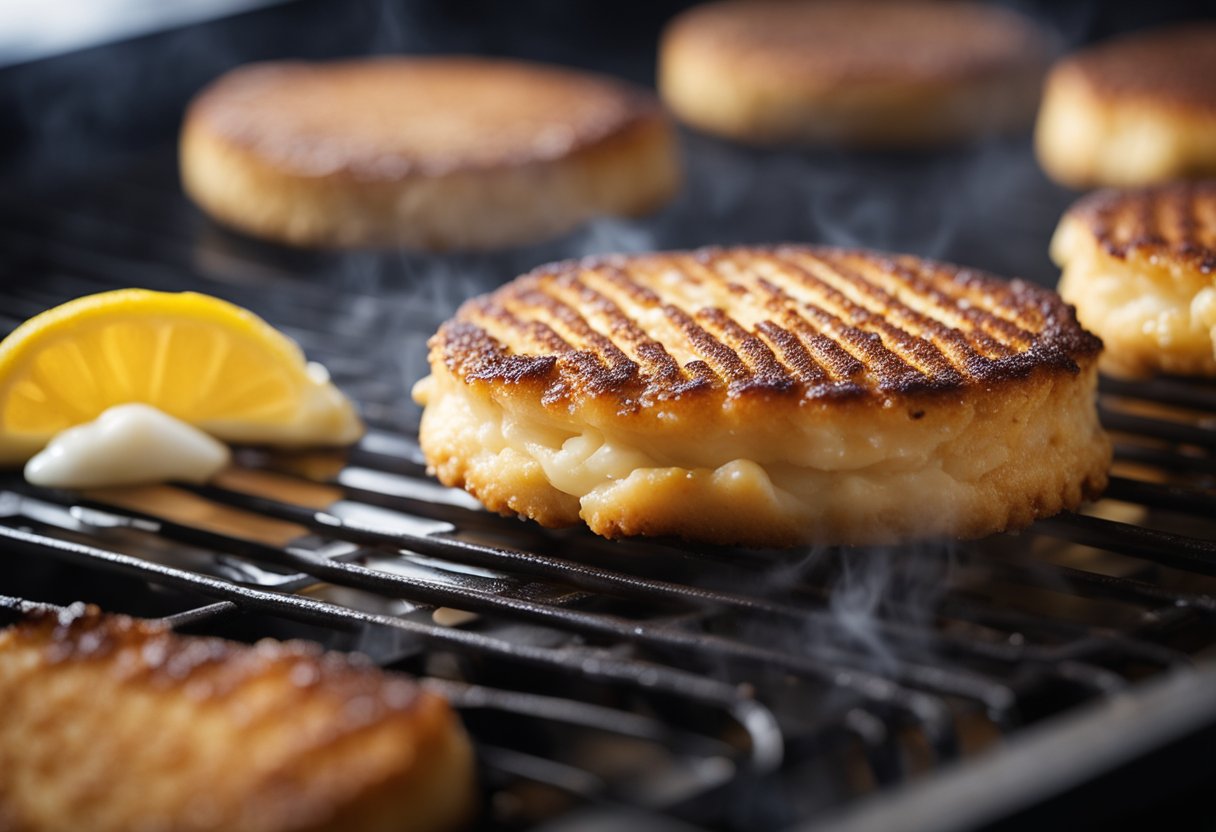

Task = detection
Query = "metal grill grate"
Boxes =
[2,149,1215,832]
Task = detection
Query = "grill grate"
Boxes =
[2,147,1215,832]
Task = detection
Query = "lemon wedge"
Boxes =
[0,289,363,465]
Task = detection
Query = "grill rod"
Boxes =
[179,481,1182,674]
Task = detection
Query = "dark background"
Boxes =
[2,0,1214,175]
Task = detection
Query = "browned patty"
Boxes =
[415,246,1109,547]
[0,604,475,832]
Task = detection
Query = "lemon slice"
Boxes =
[0,289,363,465]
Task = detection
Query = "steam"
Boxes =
[656,132,1067,282]
[826,544,956,672]
[832,553,901,662]
[737,540,955,676]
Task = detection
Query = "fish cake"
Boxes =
[658,0,1051,147]
[1051,181,1216,377]
[181,57,680,249]
[412,246,1110,547]
[0,604,475,832]
[1036,25,1216,188]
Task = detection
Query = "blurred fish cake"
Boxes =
[658,0,1051,147]
[1052,181,1216,377]
[1036,25,1216,188]
[181,57,680,249]
[0,605,475,832]
[413,246,1109,547]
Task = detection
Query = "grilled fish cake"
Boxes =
[658,0,1051,147]
[0,604,475,832]
[1052,181,1216,378]
[413,246,1109,547]
[181,57,680,249]
[1036,25,1216,188]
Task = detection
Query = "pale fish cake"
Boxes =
[658,0,1051,147]
[181,57,680,249]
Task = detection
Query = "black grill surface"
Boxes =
[2,3,1216,831]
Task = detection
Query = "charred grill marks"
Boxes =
[437,246,1100,407]
[1081,182,1216,274]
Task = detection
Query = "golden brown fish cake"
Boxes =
[0,604,475,832]
[658,0,1051,147]
[1036,25,1216,188]
[181,57,680,249]
[1052,181,1216,377]
[412,246,1110,547]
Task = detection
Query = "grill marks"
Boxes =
[547,269,683,384]
[440,246,1098,406]
[1078,181,1216,274]
[768,252,962,389]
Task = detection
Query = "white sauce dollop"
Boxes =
[24,404,230,489]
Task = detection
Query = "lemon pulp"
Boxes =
[0,289,363,464]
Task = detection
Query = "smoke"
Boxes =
[650,131,1069,285]
[826,544,957,671]
[733,540,956,678]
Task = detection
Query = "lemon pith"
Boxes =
[0,289,363,465]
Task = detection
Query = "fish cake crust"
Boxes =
[413,246,1110,547]
[181,57,680,249]
[1036,25,1216,188]
[1051,181,1216,378]
[0,605,475,832]
[658,0,1051,147]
